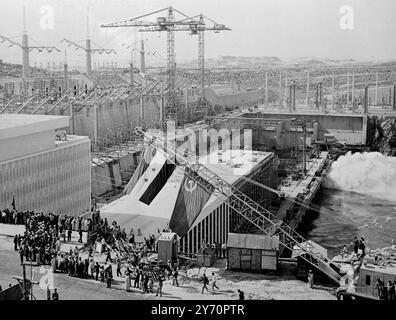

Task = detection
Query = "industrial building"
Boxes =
[0,114,91,215]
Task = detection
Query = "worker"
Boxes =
[308,270,314,289]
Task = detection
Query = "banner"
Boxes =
[169,168,214,238]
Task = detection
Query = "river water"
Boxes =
[299,152,396,257]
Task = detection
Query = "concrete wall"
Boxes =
[204,87,265,107]
[91,151,141,197]
[62,93,198,140]
[213,112,368,151]
[67,96,161,139]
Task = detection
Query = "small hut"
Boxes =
[227,233,279,271]
[157,232,178,264]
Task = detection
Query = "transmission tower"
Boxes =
[61,16,116,76]
[0,6,60,79]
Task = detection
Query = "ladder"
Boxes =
[134,127,342,284]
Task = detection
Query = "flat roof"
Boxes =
[198,149,273,185]
[0,114,70,140]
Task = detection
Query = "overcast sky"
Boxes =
[0,0,395,67]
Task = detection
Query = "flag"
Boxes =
[11,194,16,211]
[169,168,214,238]
[123,145,156,194]
[139,162,176,205]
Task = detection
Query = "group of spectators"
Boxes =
[9,210,96,267]
[201,241,227,259]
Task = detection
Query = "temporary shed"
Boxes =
[157,232,178,264]
[227,233,279,271]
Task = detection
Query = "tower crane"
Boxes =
[101,6,204,127]
[134,126,342,284]
[171,14,231,99]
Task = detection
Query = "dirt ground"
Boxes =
[0,224,335,300]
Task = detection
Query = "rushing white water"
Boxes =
[325,152,396,202]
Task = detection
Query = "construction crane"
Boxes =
[101,6,204,128]
[134,126,342,284]
[167,14,231,99]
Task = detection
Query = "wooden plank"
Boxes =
[251,249,261,270]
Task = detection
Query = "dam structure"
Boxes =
[1,3,396,293]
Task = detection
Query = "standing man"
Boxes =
[19,247,24,264]
[352,237,359,255]
[308,270,314,289]
[172,267,179,287]
[106,265,113,289]
[156,272,164,297]
[134,268,140,288]
[238,289,245,300]
[116,257,122,277]
[222,243,227,259]
[13,235,18,251]
[359,237,366,257]
[94,262,100,281]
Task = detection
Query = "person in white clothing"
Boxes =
[211,272,219,290]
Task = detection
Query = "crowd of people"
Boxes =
[8,210,96,267]
[201,241,227,259]
[1,207,242,300]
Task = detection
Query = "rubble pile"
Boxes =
[364,245,396,267]
[372,118,396,156]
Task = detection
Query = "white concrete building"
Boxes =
[0,114,91,216]
[101,148,278,255]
